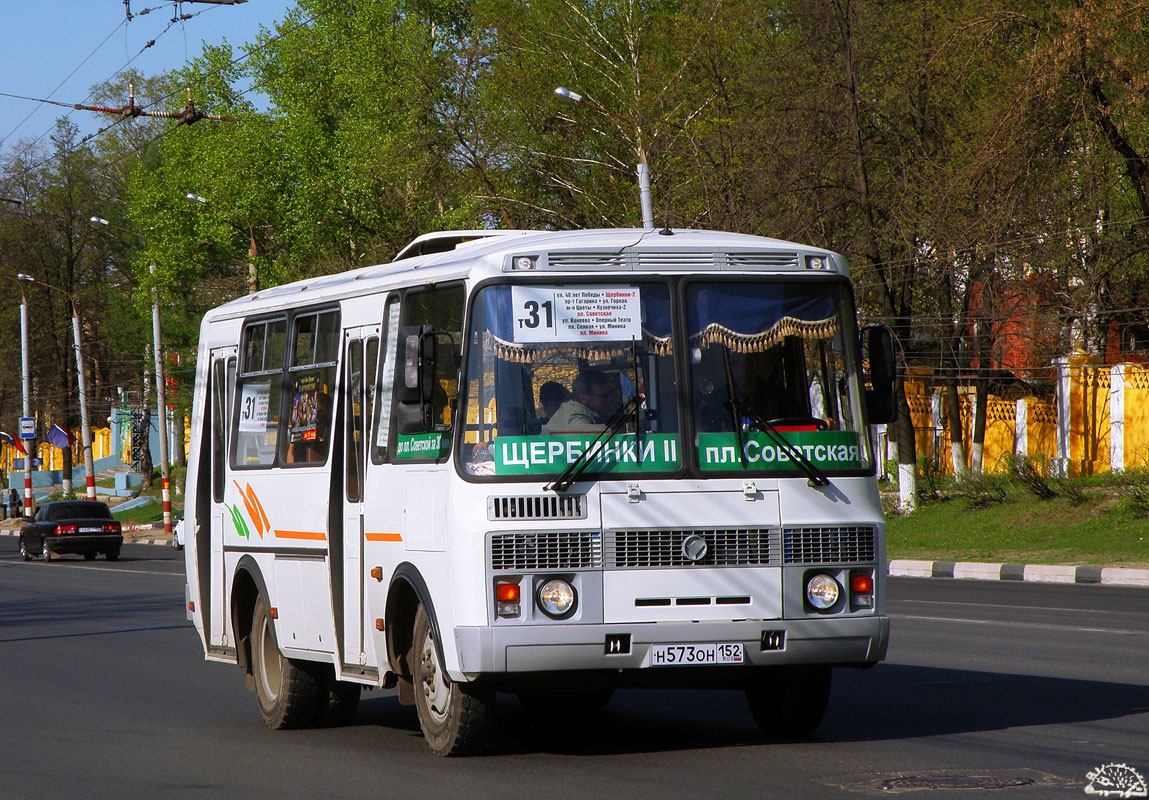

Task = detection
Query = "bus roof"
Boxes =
[202,227,846,321]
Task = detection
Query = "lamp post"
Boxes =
[554,86,654,229]
[185,193,258,294]
[1,274,33,517]
[89,217,172,538]
[15,275,97,500]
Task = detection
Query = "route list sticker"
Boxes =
[511,286,641,343]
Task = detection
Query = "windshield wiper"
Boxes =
[545,392,645,493]
[719,347,830,487]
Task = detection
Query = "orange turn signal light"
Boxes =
[269,607,279,620]
[850,574,874,594]
[370,566,383,581]
[496,583,520,603]
[375,618,384,631]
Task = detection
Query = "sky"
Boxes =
[0,0,296,154]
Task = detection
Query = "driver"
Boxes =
[547,369,615,428]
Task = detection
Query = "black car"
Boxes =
[19,500,123,562]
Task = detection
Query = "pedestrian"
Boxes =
[8,487,20,519]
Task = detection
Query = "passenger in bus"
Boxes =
[537,381,568,424]
[546,369,613,429]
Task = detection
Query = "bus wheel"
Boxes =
[251,595,319,729]
[412,604,492,756]
[745,666,832,739]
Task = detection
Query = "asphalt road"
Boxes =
[0,539,1146,799]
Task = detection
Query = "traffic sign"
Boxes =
[19,417,34,439]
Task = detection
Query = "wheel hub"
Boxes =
[420,632,451,724]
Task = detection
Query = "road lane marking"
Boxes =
[894,613,1147,636]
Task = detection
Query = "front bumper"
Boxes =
[453,615,889,677]
[45,534,123,555]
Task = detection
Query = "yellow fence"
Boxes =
[901,359,1149,476]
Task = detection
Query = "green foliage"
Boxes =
[1003,453,1057,500]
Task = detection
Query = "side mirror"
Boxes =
[864,325,897,424]
[397,325,439,433]
[399,325,436,404]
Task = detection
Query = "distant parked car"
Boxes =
[173,516,185,551]
[19,500,123,562]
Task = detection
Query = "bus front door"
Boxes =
[340,328,379,670]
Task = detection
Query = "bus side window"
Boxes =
[233,319,286,467]
[403,284,464,432]
[345,338,364,501]
[284,310,340,465]
[373,297,400,463]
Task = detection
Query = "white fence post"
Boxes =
[1111,364,1125,473]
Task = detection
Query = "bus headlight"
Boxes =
[805,574,840,610]
[537,579,576,619]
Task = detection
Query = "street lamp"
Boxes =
[554,86,654,229]
[185,193,259,294]
[15,275,97,500]
[1,273,33,517]
[89,216,173,539]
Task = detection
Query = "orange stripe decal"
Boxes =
[275,529,328,541]
[365,532,403,542]
[248,486,272,535]
[233,480,263,538]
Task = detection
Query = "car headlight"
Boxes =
[537,578,576,619]
[806,574,840,610]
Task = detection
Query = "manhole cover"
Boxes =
[821,768,1080,794]
[881,776,1035,791]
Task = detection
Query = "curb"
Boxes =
[889,559,1149,588]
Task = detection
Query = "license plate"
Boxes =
[645,642,744,667]
[80,527,103,533]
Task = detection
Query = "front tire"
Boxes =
[251,595,320,729]
[412,604,492,756]
[745,666,832,739]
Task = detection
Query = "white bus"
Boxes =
[183,227,896,755]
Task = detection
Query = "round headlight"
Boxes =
[806,574,840,610]
[537,579,576,618]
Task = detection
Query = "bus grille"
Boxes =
[487,494,586,521]
[782,526,876,564]
[606,529,778,568]
[490,531,601,571]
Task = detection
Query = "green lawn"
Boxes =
[886,483,1149,567]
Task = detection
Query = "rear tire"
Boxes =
[41,541,53,561]
[251,595,320,729]
[19,538,31,561]
[83,552,97,561]
[412,604,492,756]
[105,549,120,562]
[745,666,832,739]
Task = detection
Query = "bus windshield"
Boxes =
[461,282,679,479]
[687,280,871,473]
[459,278,871,479]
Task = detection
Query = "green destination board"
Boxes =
[697,431,863,471]
[395,432,450,461]
[494,433,680,475]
